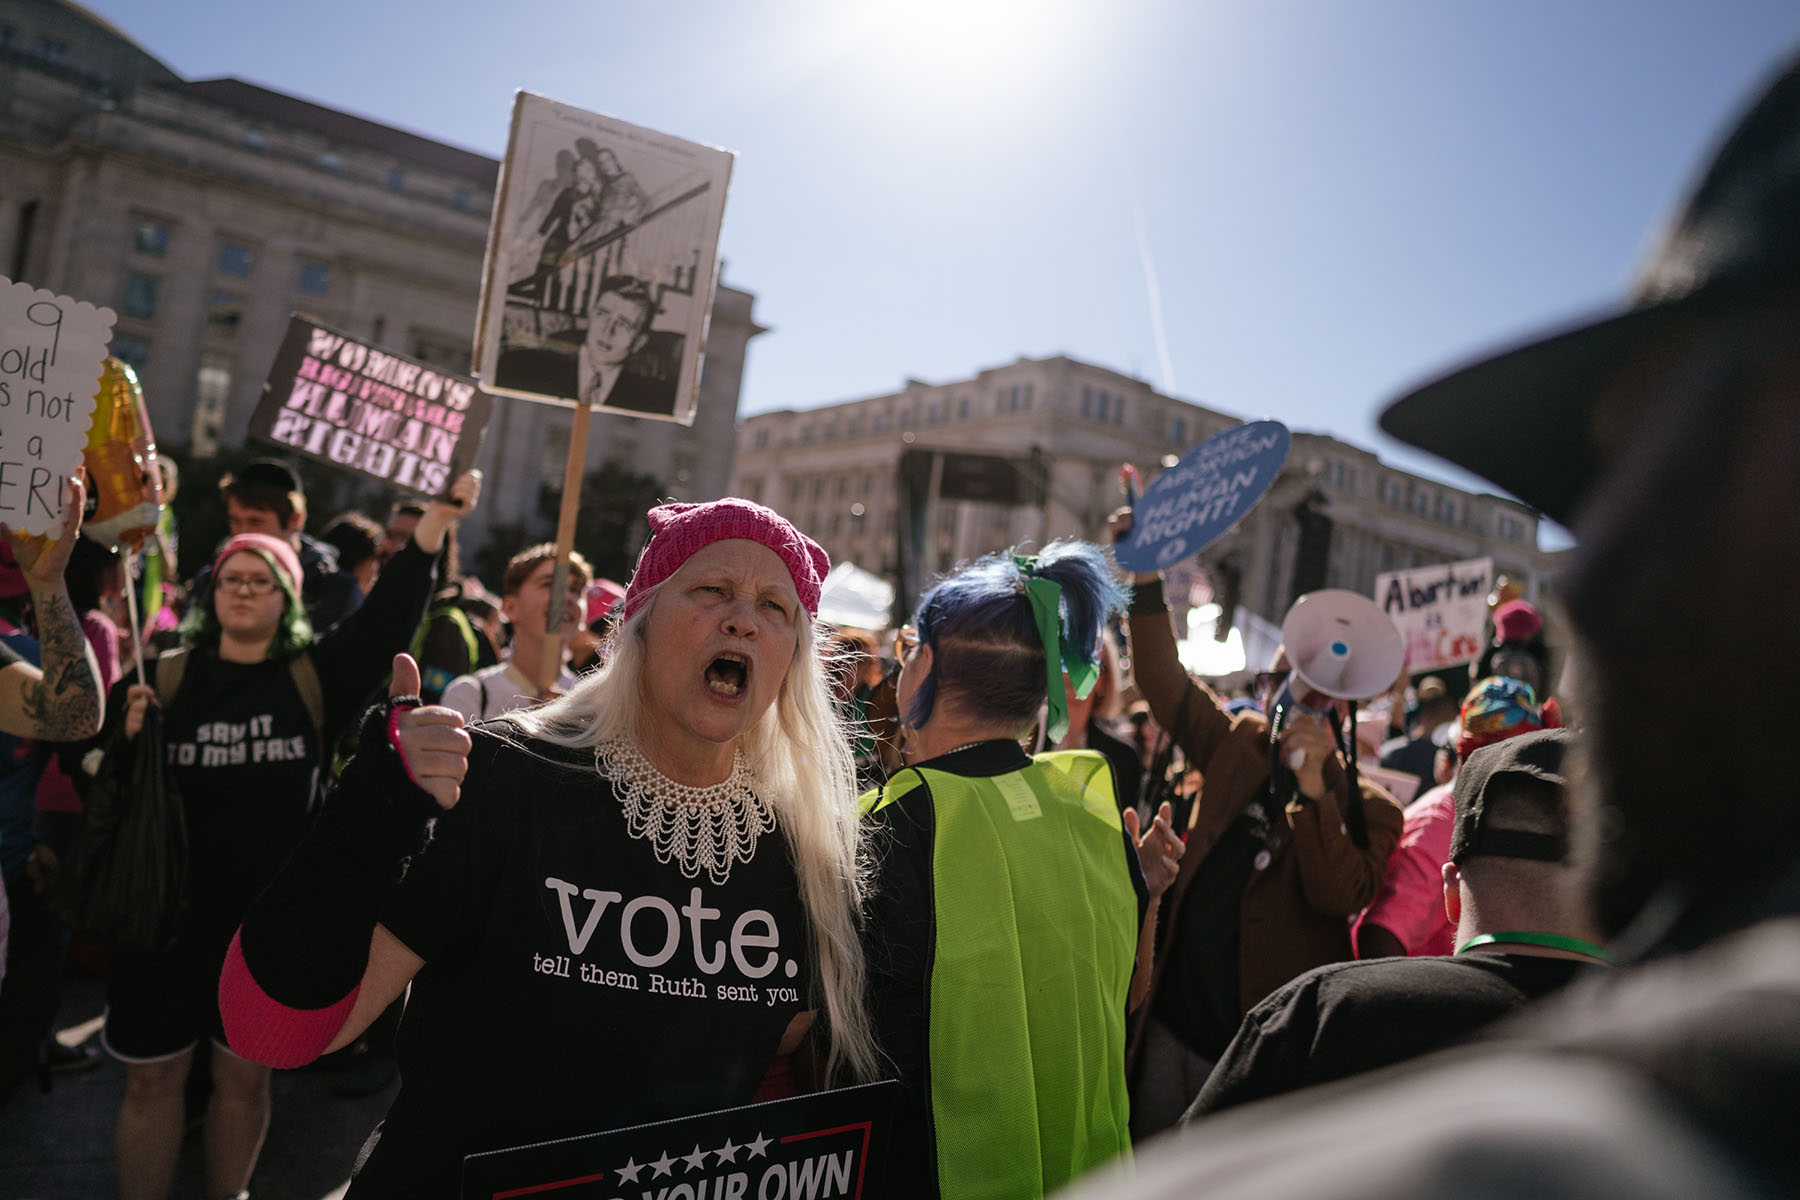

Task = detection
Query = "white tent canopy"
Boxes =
[817,561,895,631]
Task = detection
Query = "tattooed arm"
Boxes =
[0,472,105,741]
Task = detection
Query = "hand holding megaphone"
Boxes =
[388,652,471,811]
[1277,712,1337,801]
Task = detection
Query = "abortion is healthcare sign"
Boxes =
[1375,556,1494,674]
[461,1081,898,1200]
[1115,420,1290,573]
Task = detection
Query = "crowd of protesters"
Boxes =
[1,44,1798,1200]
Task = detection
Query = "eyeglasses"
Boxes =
[1255,669,1291,696]
[893,626,921,665]
[219,573,278,596]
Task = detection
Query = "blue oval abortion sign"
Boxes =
[1116,419,1290,573]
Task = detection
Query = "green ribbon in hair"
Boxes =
[1013,554,1098,743]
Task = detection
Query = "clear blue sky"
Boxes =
[92,0,1800,545]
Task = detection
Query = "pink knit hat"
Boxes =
[212,533,303,597]
[1492,599,1543,643]
[623,499,829,620]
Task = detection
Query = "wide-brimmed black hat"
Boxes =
[1380,50,1800,527]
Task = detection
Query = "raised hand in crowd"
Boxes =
[0,470,104,741]
[387,652,471,811]
[409,470,483,555]
[1125,799,1184,900]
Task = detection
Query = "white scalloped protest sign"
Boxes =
[0,276,113,537]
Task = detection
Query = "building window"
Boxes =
[387,169,407,191]
[1411,490,1430,515]
[452,189,473,211]
[741,476,763,502]
[36,37,69,62]
[1080,387,1092,418]
[1330,461,1347,487]
[799,424,815,445]
[132,219,170,258]
[122,273,160,320]
[1112,396,1124,425]
[1170,415,1188,446]
[872,412,888,434]
[1383,479,1401,506]
[297,261,331,296]
[848,415,863,437]
[191,353,233,457]
[927,403,942,426]
[1094,392,1110,422]
[242,130,266,151]
[957,395,970,420]
[111,334,151,372]
[318,152,343,172]
[218,241,255,278]
[899,410,913,431]
[207,291,243,334]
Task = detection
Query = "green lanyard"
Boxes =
[1456,931,1616,964]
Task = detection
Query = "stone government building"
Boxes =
[5,0,1553,621]
[731,355,1558,630]
[0,0,763,559]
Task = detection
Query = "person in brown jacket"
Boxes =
[1111,510,1403,1136]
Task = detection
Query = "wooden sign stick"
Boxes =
[538,399,593,698]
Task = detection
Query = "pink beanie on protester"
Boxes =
[212,533,303,596]
[1492,599,1543,643]
[622,499,829,621]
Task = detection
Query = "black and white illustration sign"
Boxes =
[473,92,734,425]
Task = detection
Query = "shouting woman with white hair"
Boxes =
[217,499,877,1196]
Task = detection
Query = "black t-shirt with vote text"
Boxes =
[352,728,813,1198]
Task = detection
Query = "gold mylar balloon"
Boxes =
[83,357,164,551]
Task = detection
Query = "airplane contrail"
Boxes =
[1133,206,1176,396]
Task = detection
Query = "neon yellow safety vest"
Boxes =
[862,750,1137,1198]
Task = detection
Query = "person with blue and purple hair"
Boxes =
[861,541,1182,1199]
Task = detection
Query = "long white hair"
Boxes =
[506,577,879,1083]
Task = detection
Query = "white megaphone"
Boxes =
[1280,589,1406,707]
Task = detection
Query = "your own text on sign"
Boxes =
[461,1081,898,1200]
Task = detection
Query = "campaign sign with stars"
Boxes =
[460,1080,899,1200]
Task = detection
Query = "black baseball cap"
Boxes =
[1450,727,1573,864]
[1380,50,1800,527]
